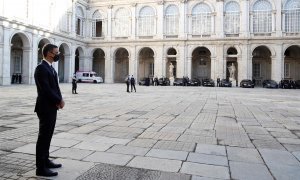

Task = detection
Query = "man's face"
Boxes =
[48,48,59,62]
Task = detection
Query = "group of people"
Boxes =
[125,75,136,92]
[11,73,22,84]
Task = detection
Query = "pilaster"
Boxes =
[240,0,250,38]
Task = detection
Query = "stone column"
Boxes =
[131,3,137,40]
[210,56,216,80]
[216,44,224,79]
[177,45,185,78]
[83,56,93,71]
[187,56,192,78]
[64,55,72,82]
[23,47,33,84]
[215,0,224,38]
[240,44,250,81]
[179,0,187,39]
[107,5,113,40]
[155,46,163,78]
[272,44,283,82]
[105,47,113,83]
[130,46,138,80]
[1,27,11,85]
[71,1,76,37]
[156,1,164,39]
[161,56,167,77]
[240,0,250,37]
[275,0,282,36]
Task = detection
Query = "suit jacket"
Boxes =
[34,60,62,114]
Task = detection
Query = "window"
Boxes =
[165,5,179,35]
[252,0,272,33]
[224,1,240,34]
[92,10,103,37]
[191,3,212,35]
[284,63,290,78]
[149,63,154,76]
[138,6,155,36]
[114,8,130,37]
[76,6,84,36]
[253,63,261,77]
[83,73,89,77]
[284,0,300,33]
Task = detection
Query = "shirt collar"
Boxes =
[43,59,52,66]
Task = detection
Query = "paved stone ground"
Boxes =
[0,83,300,179]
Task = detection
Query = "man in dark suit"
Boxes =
[34,44,65,177]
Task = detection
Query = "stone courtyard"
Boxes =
[0,84,300,179]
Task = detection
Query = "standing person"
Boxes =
[217,76,220,87]
[130,75,136,92]
[154,76,158,86]
[18,74,22,84]
[126,75,130,92]
[34,44,64,177]
[72,74,78,94]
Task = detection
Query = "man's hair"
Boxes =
[42,43,58,58]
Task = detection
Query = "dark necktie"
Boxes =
[50,65,56,76]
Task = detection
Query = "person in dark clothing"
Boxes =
[217,77,220,87]
[130,75,136,92]
[154,76,158,86]
[18,74,22,84]
[252,78,256,87]
[11,74,16,84]
[72,74,78,94]
[126,75,130,92]
[34,43,64,177]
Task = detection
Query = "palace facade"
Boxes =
[0,0,299,86]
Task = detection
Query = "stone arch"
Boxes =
[166,47,178,78]
[75,46,84,72]
[284,45,300,80]
[252,45,272,86]
[114,47,129,83]
[92,48,106,82]
[191,47,212,80]
[138,47,155,83]
[10,32,31,84]
[58,43,71,83]
[37,38,51,65]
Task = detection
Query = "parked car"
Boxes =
[220,79,232,87]
[202,79,215,87]
[262,80,278,88]
[138,78,146,85]
[173,78,183,86]
[295,80,300,89]
[240,79,254,88]
[279,80,293,89]
[76,71,103,83]
[158,78,170,86]
[188,78,201,86]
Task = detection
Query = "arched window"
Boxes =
[76,6,85,36]
[224,1,240,35]
[192,3,212,35]
[165,5,179,35]
[252,0,272,33]
[284,0,300,33]
[92,10,103,37]
[114,8,130,37]
[138,6,155,36]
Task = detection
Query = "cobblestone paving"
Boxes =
[0,84,300,179]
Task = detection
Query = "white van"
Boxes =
[75,71,103,83]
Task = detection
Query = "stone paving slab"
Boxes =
[153,140,196,152]
[146,149,188,161]
[127,139,158,148]
[73,141,114,151]
[12,143,60,155]
[83,151,133,166]
[187,153,228,166]
[229,161,273,180]
[107,145,150,156]
[127,156,182,173]
[227,147,264,164]
[259,149,300,166]
[195,144,226,156]
[180,162,230,179]
[51,147,94,160]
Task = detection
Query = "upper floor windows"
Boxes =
[224,1,240,35]
[76,6,85,36]
[165,5,179,36]
[138,6,155,36]
[92,10,103,37]
[191,3,212,35]
[284,0,300,33]
[114,8,130,37]
[252,0,272,34]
